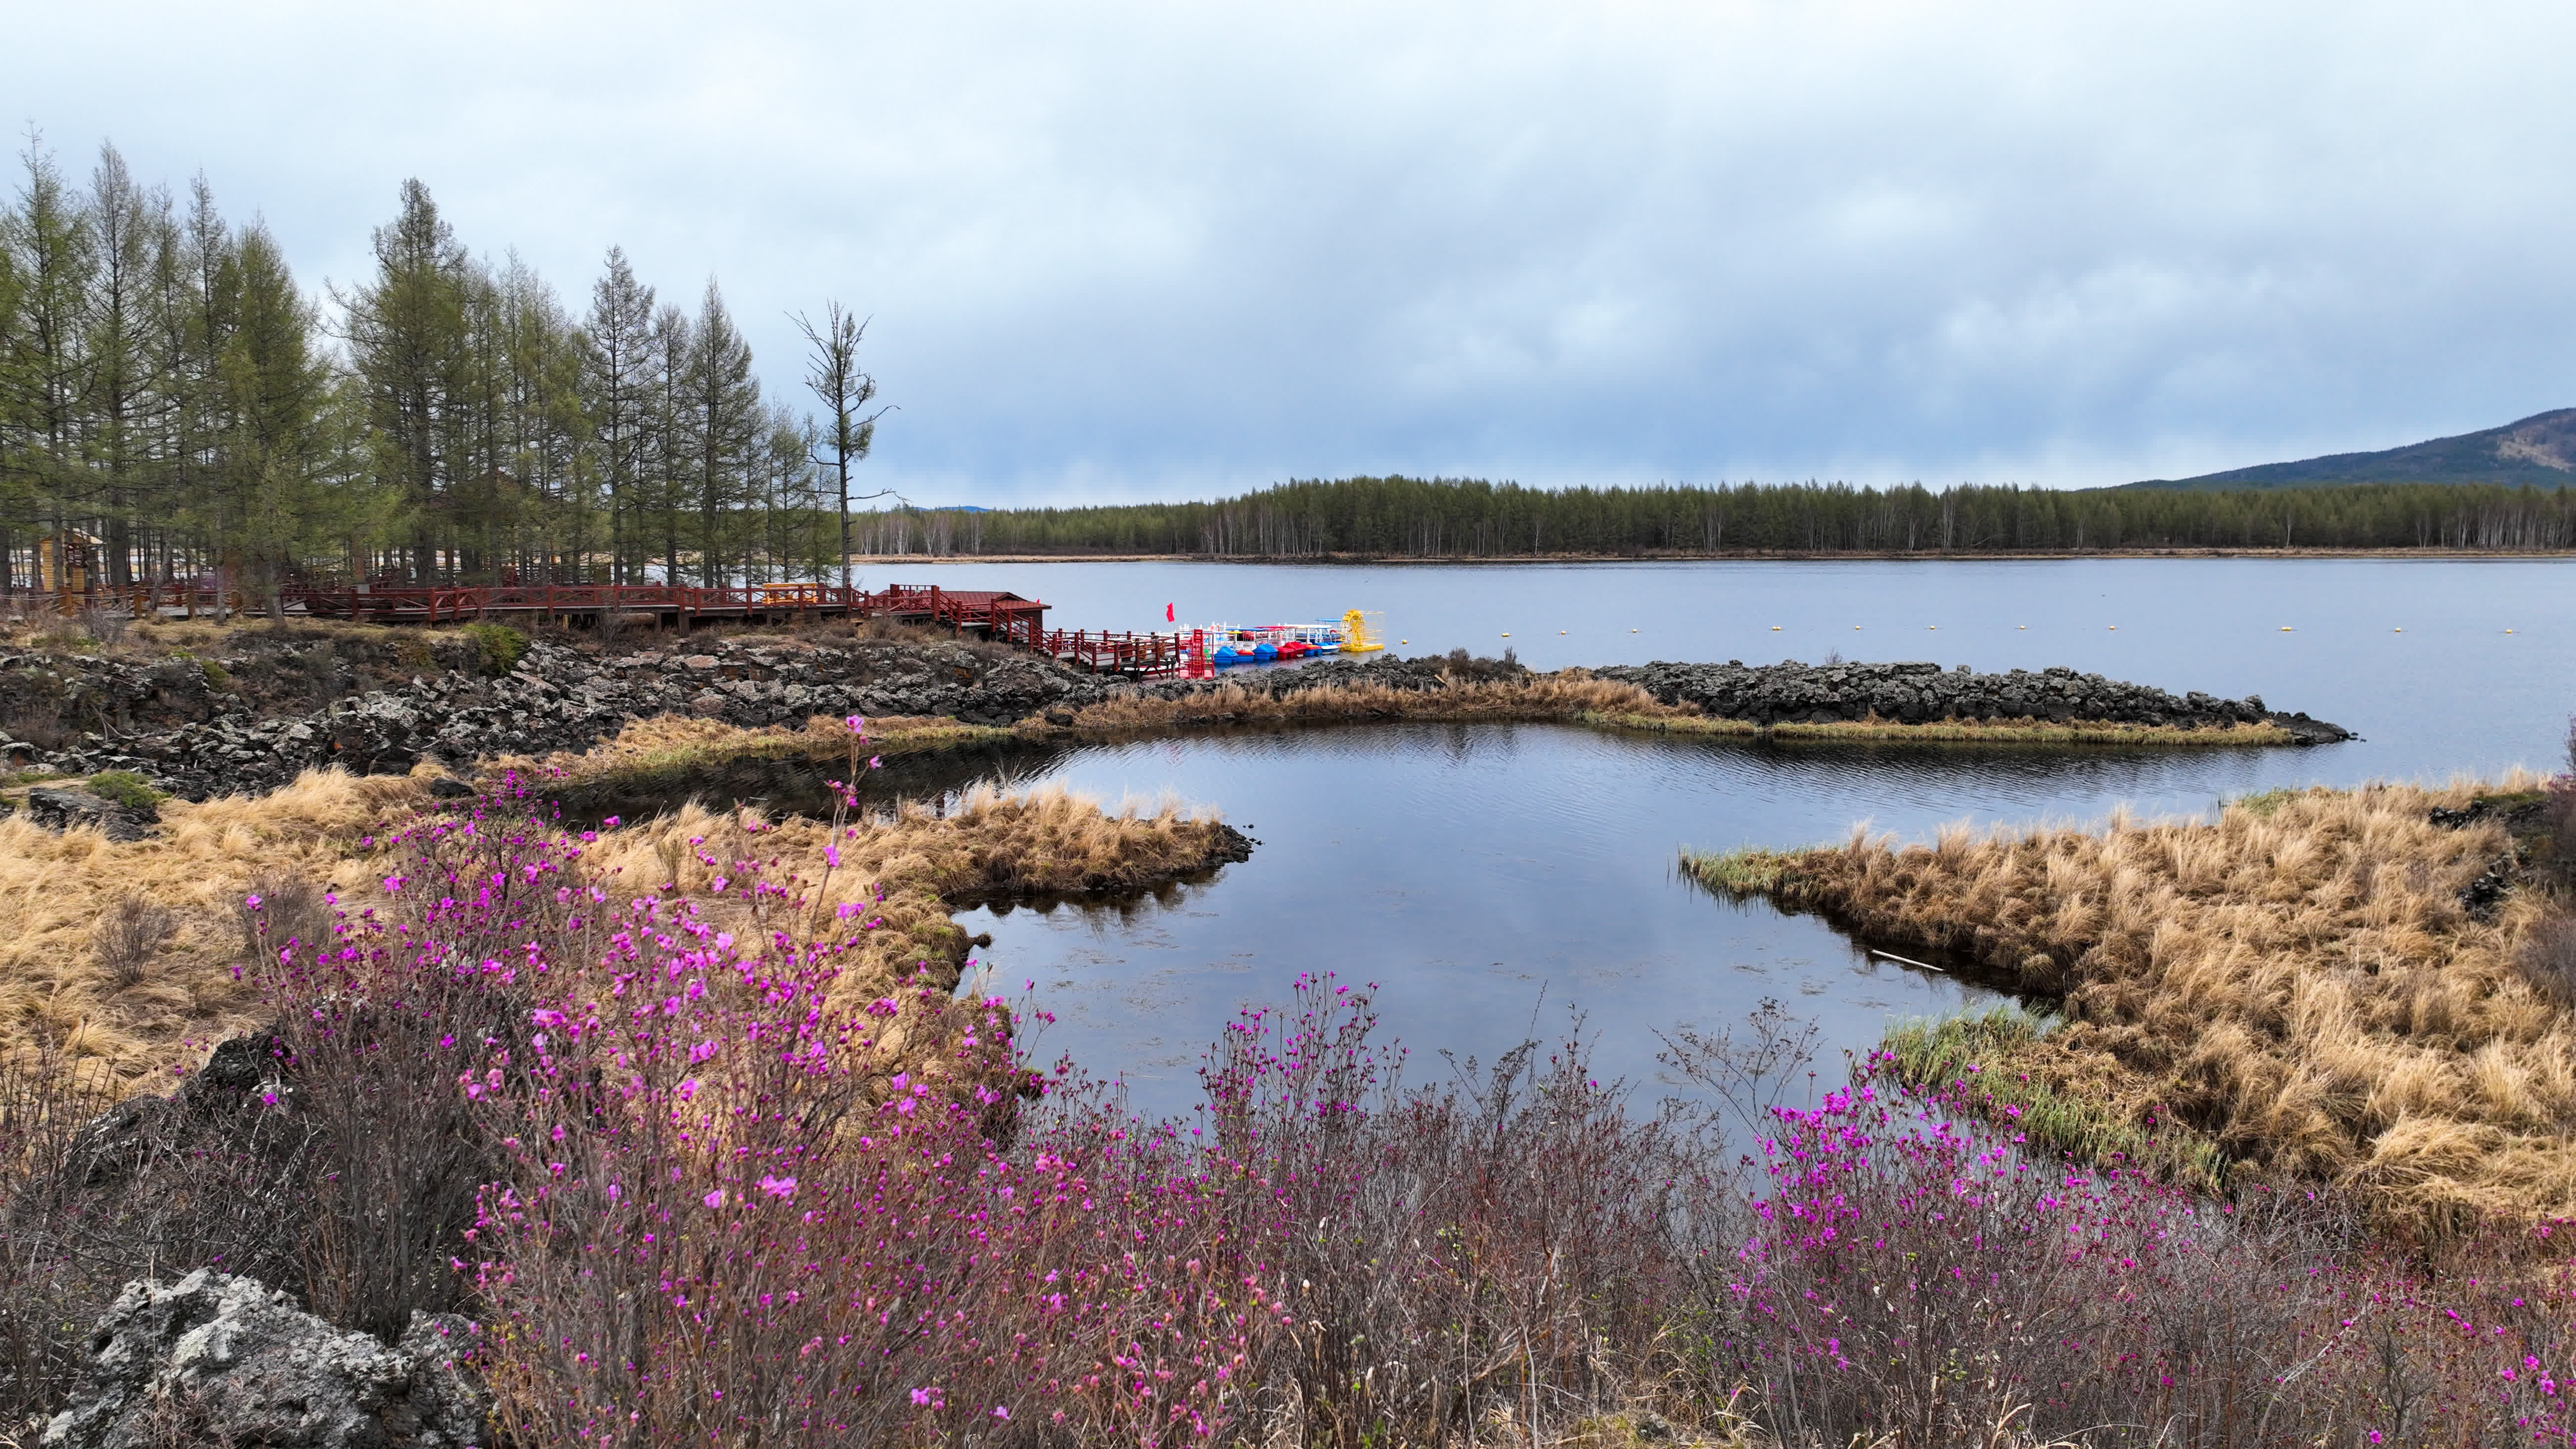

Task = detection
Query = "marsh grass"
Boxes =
[0,768,431,1088]
[493,711,1015,795]
[1059,670,1692,734]
[1678,845,1797,893]
[1720,777,2576,1225]
[0,733,1245,1098]
[1880,1005,2233,1194]
[1607,710,2292,746]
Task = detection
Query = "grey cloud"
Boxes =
[9,0,2573,499]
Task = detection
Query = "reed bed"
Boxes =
[0,753,1244,1098]
[1610,711,2293,745]
[490,710,1014,788]
[1690,779,2576,1225]
[1058,670,1695,733]
[0,768,432,1090]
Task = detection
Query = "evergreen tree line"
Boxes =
[918,474,2576,558]
[0,136,886,607]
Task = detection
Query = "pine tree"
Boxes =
[792,301,889,590]
[217,223,342,612]
[580,247,656,585]
[83,142,173,588]
[649,301,691,585]
[4,132,96,594]
[341,179,471,582]
[681,279,760,588]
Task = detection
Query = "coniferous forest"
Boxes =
[937,474,2576,559]
[0,138,885,607]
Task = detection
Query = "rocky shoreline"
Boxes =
[1593,658,2354,745]
[0,634,2351,803]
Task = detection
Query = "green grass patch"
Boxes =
[1678,845,1799,894]
[463,622,530,677]
[83,770,169,809]
[1586,712,2289,747]
[1881,1006,2231,1194]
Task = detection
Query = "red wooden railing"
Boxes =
[13,577,1206,677]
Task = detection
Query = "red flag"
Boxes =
[1166,603,1175,622]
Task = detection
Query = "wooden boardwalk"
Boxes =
[12,580,1204,677]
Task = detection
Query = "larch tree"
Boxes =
[681,278,760,589]
[4,133,96,591]
[341,179,471,582]
[792,300,890,590]
[580,246,656,584]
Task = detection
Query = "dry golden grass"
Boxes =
[489,711,1014,790]
[0,768,434,1090]
[1061,672,1698,733]
[568,784,1244,1072]
[1065,673,2293,747]
[0,737,1244,1100]
[1694,778,2576,1225]
[1610,712,2293,746]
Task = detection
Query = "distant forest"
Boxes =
[896,475,2576,558]
[0,137,885,603]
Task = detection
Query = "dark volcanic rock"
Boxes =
[1592,659,2352,744]
[23,785,159,840]
[25,636,1131,801]
[13,637,2349,799]
[43,1270,486,1449]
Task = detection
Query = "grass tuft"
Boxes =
[1880,1005,2232,1194]
[1713,777,2576,1226]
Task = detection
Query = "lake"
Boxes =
[872,559,2575,1114]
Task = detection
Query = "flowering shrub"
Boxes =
[1695,1058,2576,1446]
[14,730,2576,1446]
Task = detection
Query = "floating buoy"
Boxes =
[1501,632,1510,637]
[2280,626,2293,632]
[2108,625,2117,630]
[1630,628,1638,633]
[1559,630,1567,635]
[2018,625,2027,630]
[1853,625,1862,630]
[2393,628,2402,633]
[2506,628,2517,634]
[1771,625,1781,631]
[1927,625,1936,630]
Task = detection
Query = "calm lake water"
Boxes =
[854,559,2576,1113]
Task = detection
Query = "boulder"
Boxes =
[23,786,158,841]
[43,1270,487,1449]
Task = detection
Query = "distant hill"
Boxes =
[2127,408,2576,490]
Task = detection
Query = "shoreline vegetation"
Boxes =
[848,543,2576,563]
[12,756,2576,1443]
[7,696,2576,1441]
[846,474,2576,559]
[1686,775,2576,1229]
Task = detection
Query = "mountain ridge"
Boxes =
[2126,408,2576,490]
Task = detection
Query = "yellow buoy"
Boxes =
[1771,625,1781,631]
[1927,625,1936,630]
[2393,628,2402,633]
[2280,626,2293,632]
[2018,625,2027,630]
[2108,625,2116,630]
[1559,630,1567,635]
[1630,628,1638,633]
[1501,632,1510,638]
[2507,628,2517,634]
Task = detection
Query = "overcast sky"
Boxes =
[10,0,2574,502]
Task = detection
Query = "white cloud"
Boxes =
[11,0,2575,498]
